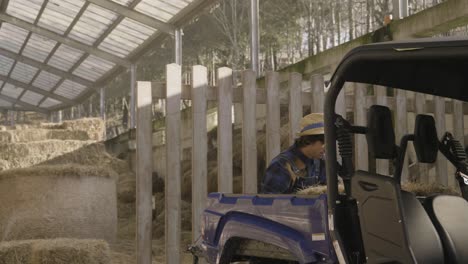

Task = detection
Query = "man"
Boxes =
[261,113,326,194]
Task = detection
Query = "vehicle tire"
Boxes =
[218,238,240,264]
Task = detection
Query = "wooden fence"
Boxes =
[135,64,467,263]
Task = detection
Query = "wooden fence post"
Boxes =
[242,70,258,193]
[166,64,182,264]
[266,71,281,165]
[289,73,302,145]
[395,89,409,182]
[311,74,324,113]
[217,67,233,193]
[136,81,153,264]
[414,93,429,183]
[191,65,208,242]
[375,85,389,175]
[434,96,448,186]
[354,83,368,171]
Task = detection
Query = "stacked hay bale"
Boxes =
[0,239,111,264]
[0,165,117,242]
[0,118,122,264]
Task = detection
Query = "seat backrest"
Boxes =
[351,171,444,264]
[401,191,445,264]
[425,195,468,263]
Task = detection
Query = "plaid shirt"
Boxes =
[260,144,326,194]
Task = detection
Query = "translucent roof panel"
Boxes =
[40,97,61,108]
[98,18,156,58]
[68,4,119,45]
[111,0,134,7]
[73,55,116,82]
[135,0,189,22]
[10,62,39,84]
[21,90,43,105]
[6,0,43,24]
[2,83,24,99]
[54,80,87,99]
[0,55,15,76]
[22,34,58,63]
[0,23,30,53]
[38,0,86,35]
[0,0,213,112]
[47,44,85,71]
[32,71,62,91]
[0,98,12,108]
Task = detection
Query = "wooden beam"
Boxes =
[288,73,302,145]
[242,70,258,193]
[86,0,176,35]
[165,64,181,264]
[217,67,233,193]
[0,13,131,67]
[266,71,281,165]
[136,81,153,264]
[191,65,208,241]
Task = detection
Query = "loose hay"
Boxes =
[298,182,460,197]
[0,239,110,264]
[0,165,117,242]
[41,143,130,175]
[0,129,89,143]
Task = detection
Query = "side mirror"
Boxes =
[414,115,438,163]
[366,105,396,159]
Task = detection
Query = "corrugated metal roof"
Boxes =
[0,0,216,113]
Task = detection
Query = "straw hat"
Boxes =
[297,113,325,137]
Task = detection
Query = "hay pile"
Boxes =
[63,118,105,141]
[0,239,111,264]
[40,142,129,175]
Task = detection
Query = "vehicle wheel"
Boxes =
[218,239,240,264]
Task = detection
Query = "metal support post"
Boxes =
[9,111,14,127]
[100,87,106,120]
[393,0,408,19]
[58,110,62,123]
[175,28,183,65]
[250,0,259,75]
[130,64,136,128]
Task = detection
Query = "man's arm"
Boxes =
[260,162,292,194]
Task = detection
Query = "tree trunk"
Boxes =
[336,1,342,44]
[348,0,354,41]
[307,1,313,56]
[330,1,336,47]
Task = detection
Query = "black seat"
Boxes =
[351,171,444,263]
[424,195,468,263]
[401,191,445,264]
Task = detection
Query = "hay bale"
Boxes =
[0,140,94,170]
[0,165,117,242]
[39,123,64,130]
[0,239,110,264]
[0,130,90,143]
[62,118,105,141]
